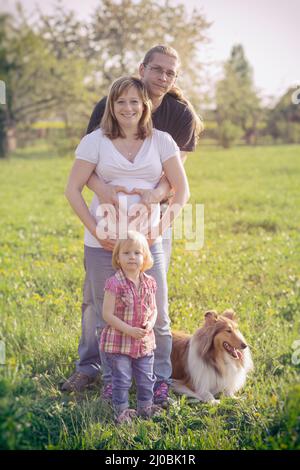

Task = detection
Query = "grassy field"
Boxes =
[0,142,299,450]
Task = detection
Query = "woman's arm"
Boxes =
[103,291,147,339]
[64,159,99,239]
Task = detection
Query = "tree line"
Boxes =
[0,0,299,158]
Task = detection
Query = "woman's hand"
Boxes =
[87,172,130,214]
[103,184,131,211]
[145,225,160,247]
[127,188,162,235]
[130,187,162,208]
[146,237,157,248]
[97,237,116,251]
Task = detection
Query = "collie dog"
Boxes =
[171,310,253,403]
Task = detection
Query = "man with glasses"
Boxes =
[62,45,202,407]
[86,45,201,252]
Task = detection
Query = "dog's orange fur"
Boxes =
[171,331,193,386]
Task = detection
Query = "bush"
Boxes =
[274,121,300,144]
[217,120,243,148]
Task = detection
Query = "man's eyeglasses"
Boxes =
[144,64,177,80]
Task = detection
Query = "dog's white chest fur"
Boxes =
[188,345,247,397]
[172,337,252,403]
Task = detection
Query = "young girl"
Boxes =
[100,231,162,424]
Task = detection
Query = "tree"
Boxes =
[267,87,300,143]
[0,0,210,157]
[0,6,90,157]
[0,14,17,157]
[87,0,210,109]
[216,44,261,147]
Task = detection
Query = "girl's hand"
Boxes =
[143,322,152,333]
[129,327,147,339]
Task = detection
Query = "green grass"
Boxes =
[0,143,300,450]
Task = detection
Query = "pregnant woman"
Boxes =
[64,76,190,406]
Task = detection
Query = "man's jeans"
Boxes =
[107,353,155,413]
[75,238,172,384]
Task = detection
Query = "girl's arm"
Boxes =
[103,290,147,339]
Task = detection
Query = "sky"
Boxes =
[1,0,299,102]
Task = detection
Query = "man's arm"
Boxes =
[86,172,129,210]
[132,152,189,206]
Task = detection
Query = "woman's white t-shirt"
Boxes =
[75,128,180,248]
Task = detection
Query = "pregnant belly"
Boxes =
[91,180,160,239]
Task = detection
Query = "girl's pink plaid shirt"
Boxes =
[100,269,157,358]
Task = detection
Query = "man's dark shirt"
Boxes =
[86,93,196,152]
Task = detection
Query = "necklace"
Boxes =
[119,139,143,161]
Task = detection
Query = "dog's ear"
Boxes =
[222,309,237,321]
[204,310,218,324]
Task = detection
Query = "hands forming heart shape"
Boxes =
[95,184,161,246]
[100,184,161,211]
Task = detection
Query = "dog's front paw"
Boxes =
[224,392,242,400]
[198,392,220,404]
[208,398,220,405]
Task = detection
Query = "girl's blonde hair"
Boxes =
[142,45,204,141]
[101,76,153,140]
[112,231,153,272]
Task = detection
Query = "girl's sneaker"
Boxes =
[115,408,137,424]
[153,381,171,408]
[138,404,162,418]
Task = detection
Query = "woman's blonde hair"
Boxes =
[101,76,153,140]
[112,231,153,272]
[142,45,204,141]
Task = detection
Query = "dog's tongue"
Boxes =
[234,349,242,360]
[232,348,238,359]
